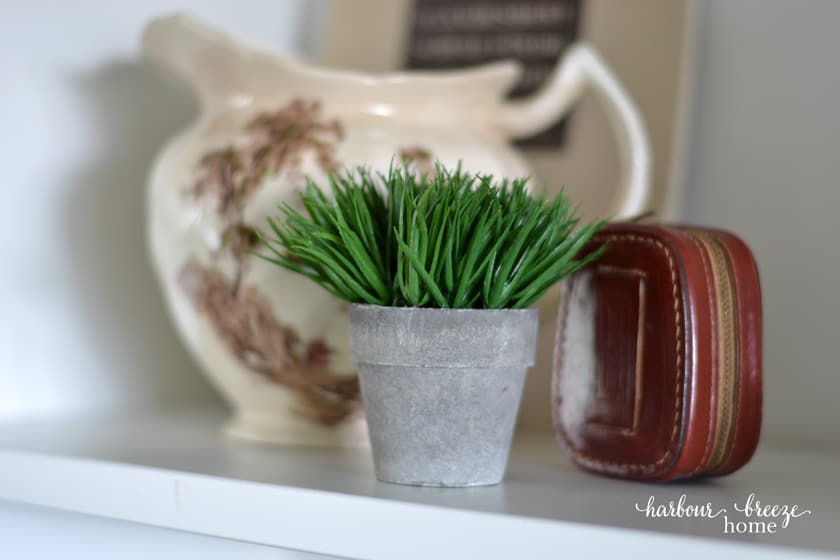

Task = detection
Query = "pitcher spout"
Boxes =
[142,13,288,107]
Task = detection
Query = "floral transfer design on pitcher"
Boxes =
[398,145,436,178]
[179,258,359,425]
[180,98,360,425]
[193,99,344,219]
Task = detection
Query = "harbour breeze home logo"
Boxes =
[635,493,812,534]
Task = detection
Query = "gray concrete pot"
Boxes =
[348,304,539,487]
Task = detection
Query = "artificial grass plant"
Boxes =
[257,164,606,309]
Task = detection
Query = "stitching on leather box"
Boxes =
[687,233,717,476]
[699,233,738,470]
[555,233,683,473]
[718,239,744,470]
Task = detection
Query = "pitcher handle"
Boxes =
[497,44,651,219]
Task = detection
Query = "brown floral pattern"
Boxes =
[399,145,436,178]
[194,99,344,218]
[180,258,359,425]
[180,98,356,425]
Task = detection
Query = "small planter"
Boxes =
[255,165,606,486]
[348,304,539,487]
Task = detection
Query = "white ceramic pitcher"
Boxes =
[142,14,651,445]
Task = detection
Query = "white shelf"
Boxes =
[0,406,837,559]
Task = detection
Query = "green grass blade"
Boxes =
[395,231,449,308]
[258,164,606,310]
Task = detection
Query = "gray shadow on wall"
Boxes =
[61,60,219,408]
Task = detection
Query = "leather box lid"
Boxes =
[552,225,693,479]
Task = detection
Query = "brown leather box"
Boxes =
[552,223,762,481]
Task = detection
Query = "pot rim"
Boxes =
[347,303,539,368]
[348,303,538,317]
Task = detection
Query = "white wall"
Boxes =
[0,1,312,419]
[680,0,840,445]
